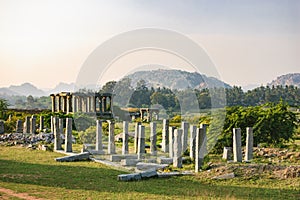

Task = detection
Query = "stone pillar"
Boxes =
[16,120,23,133]
[122,121,129,155]
[169,126,175,158]
[195,127,206,172]
[30,115,36,134]
[222,147,232,160]
[189,125,197,159]
[137,125,145,159]
[66,95,71,114]
[39,116,44,132]
[72,96,77,113]
[134,122,141,153]
[200,124,207,158]
[245,127,253,161]
[53,117,62,150]
[103,97,107,112]
[57,96,62,112]
[173,129,183,168]
[108,120,115,154]
[78,97,82,112]
[91,96,95,112]
[50,95,56,112]
[150,122,157,156]
[24,116,31,133]
[0,120,4,134]
[233,128,242,162]
[96,120,103,152]
[162,119,169,153]
[181,122,189,154]
[65,118,72,152]
[63,96,67,113]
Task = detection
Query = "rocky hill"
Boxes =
[125,69,231,90]
[268,73,300,87]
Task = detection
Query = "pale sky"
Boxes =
[0,0,299,89]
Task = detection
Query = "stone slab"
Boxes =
[110,154,138,162]
[136,162,168,171]
[157,157,173,164]
[55,152,90,162]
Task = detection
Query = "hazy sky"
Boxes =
[0,0,299,88]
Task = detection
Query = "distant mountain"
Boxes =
[47,82,76,95]
[268,73,300,87]
[124,69,231,90]
[242,84,260,92]
[0,83,46,97]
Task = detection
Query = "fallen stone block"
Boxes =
[140,170,158,179]
[120,159,140,166]
[110,154,138,162]
[157,157,173,164]
[136,162,168,171]
[55,152,90,162]
[118,173,142,181]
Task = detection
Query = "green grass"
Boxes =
[0,146,299,200]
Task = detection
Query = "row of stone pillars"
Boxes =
[13,115,45,134]
[86,119,208,171]
[50,92,113,115]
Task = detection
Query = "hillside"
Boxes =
[125,69,231,90]
[268,73,300,87]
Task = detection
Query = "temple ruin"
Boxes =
[50,92,113,118]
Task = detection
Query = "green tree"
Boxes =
[0,98,9,119]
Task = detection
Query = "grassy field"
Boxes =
[0,146,299,200]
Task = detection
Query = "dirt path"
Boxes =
[0,187,45,200]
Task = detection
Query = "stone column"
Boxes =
[173,129,183,168]
[66,95,71,114]
[91,96,95,112]
[137,125,145,159]
[222,147,232,160]
[122,121,129,155]
[78,97,82,112]
[189,125,197,159]
[96,120,103,152]
[50,95,56,112]
[195,127,206,172]
[65,118,72,152]
[72,96,77,113]
[30,115,36,134]
[0,120,4,134]
[150,122,157,156]
[39,116,44,132]
[103,97,107,112]
[57,96,62,112]
[233,128,242,162]
[169,126,175,158]
[134,122,141,153]
[16,120,23,133]
[108,120,115,154]
[181,122,189,154]
[53,117,62,150]
[200,124,207,158]
[24,116,31,133]
[86,96,90,112]
[162,119,169,153]
[63,96,67,113]
[245,127,253,161]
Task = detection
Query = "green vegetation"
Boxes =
[0,146,299,200]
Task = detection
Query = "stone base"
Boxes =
[110,154,138,162]
[118,170,158,181]
[120,159,140,166]
[55,152,90,162]
[136,162,168,171]
[157,157,173,164]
